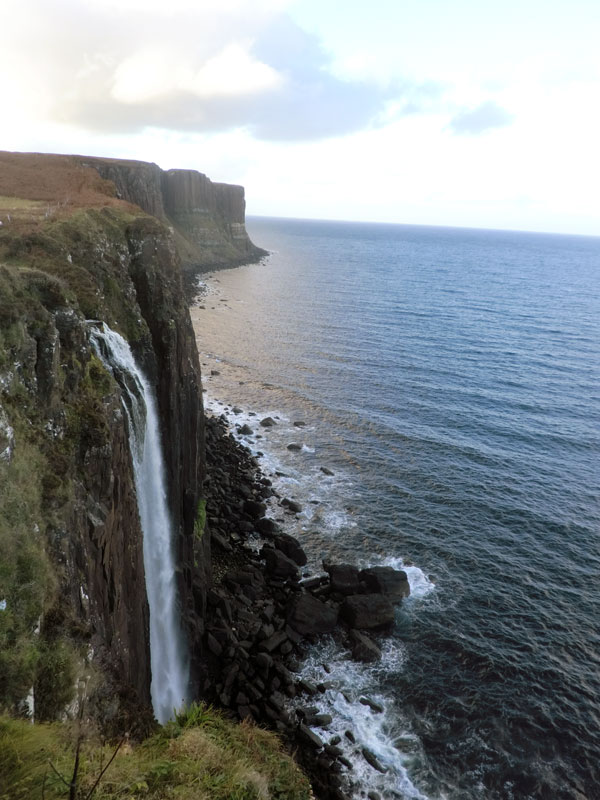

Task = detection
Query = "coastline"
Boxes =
[191,267,433,800]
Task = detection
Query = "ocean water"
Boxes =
[189,218,600,800]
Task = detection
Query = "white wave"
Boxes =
[290,639,431,800]
[382,556,437,600]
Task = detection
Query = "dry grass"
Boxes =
[0,705,312,800]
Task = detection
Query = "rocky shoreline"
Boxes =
[199,413,411,800]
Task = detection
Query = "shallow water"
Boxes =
[191,218,600,799]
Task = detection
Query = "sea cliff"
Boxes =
[0,152,407,800]
[0,151,231,723]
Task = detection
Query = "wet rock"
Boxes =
[287,593,338,636]
[287,443,302,451]
[325,563,361,595]
[211,369,220,376]
[362,748,388,773]
[297,724,324,750]
[259,630,288,653]
[293,420,306,427]
[350,630,382,662]
[320,466,334,476]
[359,697,384,713]
[243,498,266,518]
[207,632,223,657]
[262,546,300,580]
[260,416,276,427]
[238,424,253,435]
[255,516,279,535]
[340,594,395,630]
[359,566,410,600]
[272,532,308,566]
[282,497,303,513]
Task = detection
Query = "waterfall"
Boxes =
[90,324,189,723]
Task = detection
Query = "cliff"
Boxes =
[77,155,266,271]
[0,151,213,723]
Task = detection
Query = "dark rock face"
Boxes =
[82,156,266,271]
[287,593,339,636]
[325,563,362,595]
[359,566,410,600]
[349,630,382,663]
[340,595,395,630]
[0,157,210,721]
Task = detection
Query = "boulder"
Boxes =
[272,532,307,566]
[359,566,410,600]
[262,547,299,580]
[297,724,324,750]
[362,748,387,774]
[255,516,280,535]
[243,498,266,519]
[260,416,276,427]
[349,630,382,663]
[238,424,253,435]
[340,595,395,630]
[287,593,338,636]
[282,497,303,513]
[325,563,361,595]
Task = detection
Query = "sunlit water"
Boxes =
[191,218,600,799]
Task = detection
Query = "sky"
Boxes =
[1,0,599,235]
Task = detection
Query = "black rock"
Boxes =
[243,498,267,519]
[359,566,410,600]
[262,547,300,580]
[287,443,302,451]
[340,594,395,630]
[259,630,288,653]
[297,724,324,750]
[287,593,338,636]
[350,630,382,663]
[260,416,276,427]
[238,424,253,435]
[362,748,388,773]
[325,563,361,595]
[282,497,303,513]
[359,696,384,713]
[320,466,335,476]
[272,532,308,566]
[255,517,280,535]
[293,420,306,427]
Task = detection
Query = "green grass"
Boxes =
[0,704,311,799]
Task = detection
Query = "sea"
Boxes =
[189,217,600,800]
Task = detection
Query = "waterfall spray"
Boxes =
[91,324,189,723]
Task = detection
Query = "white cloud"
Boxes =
[449,101,515,135]
[110,44,283,105]
[0,0,412,141]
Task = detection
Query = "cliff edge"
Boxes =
[77,154,267,271]
[0,151,213,724]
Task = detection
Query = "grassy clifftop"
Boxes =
[1,703,311,800]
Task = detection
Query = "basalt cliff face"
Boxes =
[0,151,224,723]
[79,155,266,271]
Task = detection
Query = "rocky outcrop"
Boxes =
[78,156,266,271]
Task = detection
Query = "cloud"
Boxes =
[1,0,427,142]
[448,100,514,135]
